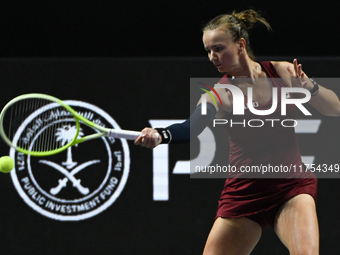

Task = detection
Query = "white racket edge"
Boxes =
[107,129,159,145]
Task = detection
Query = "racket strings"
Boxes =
[4,98,75,153]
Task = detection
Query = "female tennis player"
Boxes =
[135,9,340,255]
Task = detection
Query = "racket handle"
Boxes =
[107,129,159,144]
[107,129,141,140]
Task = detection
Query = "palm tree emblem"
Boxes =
[55,125,84,169]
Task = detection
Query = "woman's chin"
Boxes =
[216,67,226,73]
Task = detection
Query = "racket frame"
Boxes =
[0,93,124,156]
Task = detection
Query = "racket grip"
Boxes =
[107,129,160,145]
[107,129,141,140]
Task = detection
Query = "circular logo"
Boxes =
[10,100,130,221]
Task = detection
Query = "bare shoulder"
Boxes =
[271,61,294,79]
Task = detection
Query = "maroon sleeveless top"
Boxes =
[216,61,317,219]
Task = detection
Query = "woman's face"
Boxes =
[202,28,240,73]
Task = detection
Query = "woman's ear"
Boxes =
[238,38,246,51]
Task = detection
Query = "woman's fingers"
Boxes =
[134,128,160,148]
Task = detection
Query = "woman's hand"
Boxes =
[285,59,340,116]
[287,59,313,90]
[134,127,161,149]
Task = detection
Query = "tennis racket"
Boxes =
[0,93,153,156]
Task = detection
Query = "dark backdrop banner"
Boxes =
[0,57,340,254]
[1,1,339,58]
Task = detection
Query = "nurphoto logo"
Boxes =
[198,82,312,128]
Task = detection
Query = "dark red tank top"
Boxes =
[215,61,316,218]
[218,61,315,179]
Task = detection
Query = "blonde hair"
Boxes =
[203,9,271,60]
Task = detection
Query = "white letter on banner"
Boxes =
[173,127,215,175]
[149,120,216,201]
[149,120,177,201]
